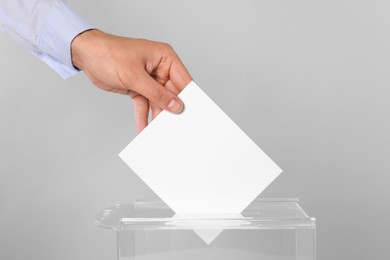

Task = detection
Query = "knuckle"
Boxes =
[137,113,148,122]
[161,42,174,54]
[150,87,164,101]
[163,42,173,50]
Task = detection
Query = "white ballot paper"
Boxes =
[119,81,282,244]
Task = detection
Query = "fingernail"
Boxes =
[167,98,183,113]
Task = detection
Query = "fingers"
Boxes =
[132,71,184,114]
[164,80,180,94]
[169,54,193,93]
[150,102,162,119]
[132,95,149,133]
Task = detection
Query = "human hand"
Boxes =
[71,29,192,132]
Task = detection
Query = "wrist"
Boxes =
[71,29,104,70]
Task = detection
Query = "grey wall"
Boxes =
[1,0,389,259]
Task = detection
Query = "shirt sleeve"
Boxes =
[0,0,94,79]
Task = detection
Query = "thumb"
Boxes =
[132,72,184,113]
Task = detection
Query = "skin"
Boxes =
[71,29,192,132]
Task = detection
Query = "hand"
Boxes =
[71,29,192,132]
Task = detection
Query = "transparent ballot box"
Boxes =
[96,198,316,260]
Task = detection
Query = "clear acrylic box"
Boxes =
[96,198,316,260]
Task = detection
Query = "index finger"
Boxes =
[169,54,193,92]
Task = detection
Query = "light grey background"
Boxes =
[1,0,389,259]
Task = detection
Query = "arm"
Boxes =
[0,0,93,78]
[0,1,192,131]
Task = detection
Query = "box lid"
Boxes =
[96,198,315,231]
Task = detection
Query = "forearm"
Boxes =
[0,0,93,78]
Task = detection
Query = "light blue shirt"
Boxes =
[0,0,93,79]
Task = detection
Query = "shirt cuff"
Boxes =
[35,2,93,79]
